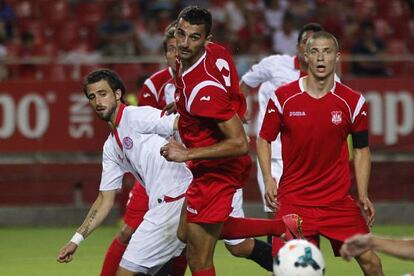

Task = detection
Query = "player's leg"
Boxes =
[224,189,273,271]
[318,196,384,276]
[118,198,186,275]
[101,182,148,276]
[354,250,384,276]
[186,222,222,274]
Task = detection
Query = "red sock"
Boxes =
[170,254,187,276]
[220,217,285,239]
[100,237,127,276]
[192,266,215,276]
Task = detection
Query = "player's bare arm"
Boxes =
[161,114,248,162]
[353,146,375,226]
[57,190,116,263]
[256,136,278,210]
[239,81,252,97]
[341,233,414,261]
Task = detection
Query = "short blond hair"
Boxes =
[306,31,339,52]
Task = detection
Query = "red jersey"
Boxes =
[175,42,250,186]
[260,78,368,206]
[138,67,175,109]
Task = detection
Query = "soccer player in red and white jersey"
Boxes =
[158,6,302,276]
[257,31,384,275]
[99,23,185,276]
[57,69,191,275]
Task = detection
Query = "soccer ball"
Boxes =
[273,239,325,276]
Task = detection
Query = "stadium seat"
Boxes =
[75,2,104,27]
[40,0,71,23]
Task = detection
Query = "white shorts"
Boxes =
[256,158,283,212]
[224,188,246,246]
[120,197,186,275]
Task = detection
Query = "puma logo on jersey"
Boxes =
[268,108,276,114]
[143,93,151,98]
[361,111,367,116]
[200,96,211,101]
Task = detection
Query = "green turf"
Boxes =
[0,225,412,275]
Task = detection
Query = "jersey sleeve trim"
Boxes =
[143,78,158,101]
[352,95,365,123]
[270,93,283,114]
[186,80,227,113]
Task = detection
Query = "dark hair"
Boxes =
[297,23,324,44]
[163,20,177,52]
[83,69,126,103]
[177,6,212,37]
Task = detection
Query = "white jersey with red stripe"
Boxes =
[138,67,175,109]
[99,104,192,208]
[260,77,368,206]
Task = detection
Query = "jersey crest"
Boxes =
[331,111,342,125]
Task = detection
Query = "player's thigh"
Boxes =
[122,199,185,270]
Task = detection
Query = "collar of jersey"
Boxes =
[181,50,207,78]
[115,104,126,128]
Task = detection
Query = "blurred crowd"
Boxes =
[0,0,413,80]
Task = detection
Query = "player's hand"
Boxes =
[264,177,279,210]
[163,102,176,115]
[340,233,372,261]
[57,242,78,263]
[160,138,188,162]
[359,197,375,227]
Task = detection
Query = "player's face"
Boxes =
[86,79,121,122]
[175,18,209,65]
[297,30,314,61]
[165,37,177,69]
[304,37,340,79]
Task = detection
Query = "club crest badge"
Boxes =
[123,137,133,150]
[331,111,342,125]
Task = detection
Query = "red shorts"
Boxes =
[272,195,370,256]
[186,176,237,224]
[123,181,149,229]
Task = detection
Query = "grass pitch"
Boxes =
[0,225,413,275]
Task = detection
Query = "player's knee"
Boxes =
[356,250,383,275]
[225,242,250,258]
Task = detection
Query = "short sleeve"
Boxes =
[187,82,235,120]
[241,56,277,88]
[99,141,124,191]
[128,106,177,138]
[351,95,368,133]
[138,80,160,109]
[259,96,282,142]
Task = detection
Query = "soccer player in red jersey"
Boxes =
[257,31,384,275]
[158,6,302,276]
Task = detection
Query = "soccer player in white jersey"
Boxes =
[240,23,323,217]
[257,31,384,275]
[57,69,192,275]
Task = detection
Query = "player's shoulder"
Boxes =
[148,67,172,83]
[260,54,294,67]
[123,105,162,121]
[334,81,364,102]
[205,42,230,56]
[275,79,301,97]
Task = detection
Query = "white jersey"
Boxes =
[242,55,301,160]
[99,105,192,208]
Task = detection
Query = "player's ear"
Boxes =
[336,51,341,63]
[114,89,122,101]
[304,51,309,63]
[206,34,213,44]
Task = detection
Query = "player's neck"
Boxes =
[108,104,121,133]
[304,74,335,99]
